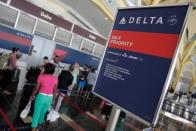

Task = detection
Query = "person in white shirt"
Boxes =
[86,68,97,99]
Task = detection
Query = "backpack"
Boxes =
[0,54,9,70]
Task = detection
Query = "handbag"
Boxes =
[47,108,60,122]
[20,100,32,119]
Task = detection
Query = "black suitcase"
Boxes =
[7,69,20,93]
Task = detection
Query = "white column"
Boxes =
[92,43,96,55]
[79,39,84,51]
[52,27,58,41]
[69,34,74,47]
[14,11,20,28]
[32,19,38,34]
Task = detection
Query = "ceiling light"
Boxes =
[104,17,108,20]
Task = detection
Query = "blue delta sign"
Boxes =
[94,4,191,125]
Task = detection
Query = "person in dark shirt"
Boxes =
[3,47,20,95]
[54,64,74,111]
[51,56,60,67]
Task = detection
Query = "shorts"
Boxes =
[79,81,86,88]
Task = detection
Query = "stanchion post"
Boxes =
[106,106,121,131]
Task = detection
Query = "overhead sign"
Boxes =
[0,25,33,54]
[94,5,190,125]
[55,44,100,69]
[10,0,73,31]
[73,25,107,46]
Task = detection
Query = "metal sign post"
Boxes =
[106,106,121,131]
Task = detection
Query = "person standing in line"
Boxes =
[54,64,74,112]
[40,56,49,73]
[86,68,97,99]
[51,56,61,77]
[30,63,58,131]
[72,62,80,86]
[68,62,80,96]
[115,111,126,131]
[51,56,60,67]
[42,56,49,67]
[100,100,112,122]
[78,65,89,94]
[3,47,20,95]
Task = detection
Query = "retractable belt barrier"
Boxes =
[0,89,100,130]
[0,108,16,131]
[0,123,31,131]
[57,89,92,94]
[56,92,106,128]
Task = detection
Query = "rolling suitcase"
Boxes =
[8,69,20,93]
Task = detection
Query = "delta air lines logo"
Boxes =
[119,17,126,24]
[167,15,178,26]
[118,16,163,25]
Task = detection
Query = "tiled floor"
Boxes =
[0,88,196,131]
[0,89,105,131]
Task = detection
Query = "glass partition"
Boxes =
[93,44,105,58]
[81,39,94,54]
[0,5,18,27]
[35,20,55,39]
[55,28,72,46]
[16,12,35,34]
[70,34,82,50]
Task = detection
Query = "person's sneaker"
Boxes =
[3,90,12,95]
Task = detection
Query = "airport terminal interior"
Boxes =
[0,0,196,131]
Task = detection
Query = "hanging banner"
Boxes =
[73,25,107,46]
[10,0,73,31]
[55,44,100,69]
[0,25,33,54]
[94,4,191,125]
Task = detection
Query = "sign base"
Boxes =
[143,127,154,131]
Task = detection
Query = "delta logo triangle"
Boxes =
[119,17,126,24]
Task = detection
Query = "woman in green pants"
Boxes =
[30,63,58,131]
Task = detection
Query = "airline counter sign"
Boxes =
[94,5,190,125]
[55,44,100,69]
[0,25,33,54]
